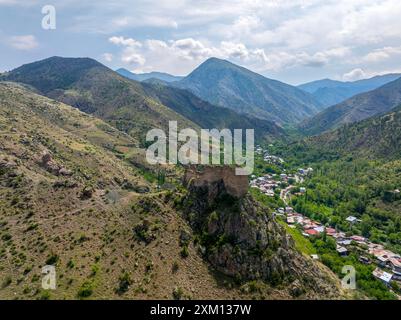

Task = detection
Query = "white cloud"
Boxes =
[109,36,142,47]
[106,15,178,32]
[93,1,401,78]
[171,38,214,60]
[364,46,401,62]
[108,36,145,67]
[0,0,36,5]
[146,39,168,51]
[342,68,367,81]
[8,35,38,50]
[102,53,113,62]
[220,41,250,60]
[2,0,401,82]
[121,48,145,65]
[340,67,401,82]
[108,33,352,75]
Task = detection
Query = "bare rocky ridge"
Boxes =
[182,165,343,298]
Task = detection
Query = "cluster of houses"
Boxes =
[251,148,312,198]
[250,174,279,197]
[263,155,284,165]
[250,171,304,197]
[255,146,267,155]
[369,244,401,284]
[278,168,312,184]
[255,146,284,165]
[278,207,401,288]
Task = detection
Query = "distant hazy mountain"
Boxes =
[0,57,197,141]
[172,57,323,124]
[141,82,286,142]
[298,74,401,107]
[300,76,401,135]
[116,68,183,83]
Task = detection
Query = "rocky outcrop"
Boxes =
[0,158,18,170]
[183,165,248,198]
[38,151,72,176]
[182,165,340,297]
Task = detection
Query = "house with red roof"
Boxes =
[305,229,319,236]
[351,235,367,244]
[326,228,336,235]
[388,258,401,280]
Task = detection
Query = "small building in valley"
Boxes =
[336,245,348,256]
[372,268,393,286]
[346,216,359,224]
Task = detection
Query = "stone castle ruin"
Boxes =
[183,165,248,198]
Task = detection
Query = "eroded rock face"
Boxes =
[182,165,340,297]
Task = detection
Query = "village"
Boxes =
[251,146,401,290]
[279,208,401,287]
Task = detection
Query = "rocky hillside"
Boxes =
[300,76,401,135]
[0,83,347,300]
[181,166,345,299]
[0,82,236,300]
[173,58,323,124]
[0,82,348,300]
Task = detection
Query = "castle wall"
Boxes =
[184,165,248,198]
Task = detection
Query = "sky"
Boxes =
[1,0,401,85]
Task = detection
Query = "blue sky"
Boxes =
[1,0,401,85]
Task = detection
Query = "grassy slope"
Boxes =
[0,82,259,300]
[278,221,316,256]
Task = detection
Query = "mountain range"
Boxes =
[317,104,401,159]
[298,74,401,107]
[0,57,195,144]
[171,58,323,124]
[116,68,183,83]
[300,76,401,135]
[141,81,286,141]
[4,56,401,143]
[0,57,286,143]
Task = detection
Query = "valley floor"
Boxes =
[250,146,400,300]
